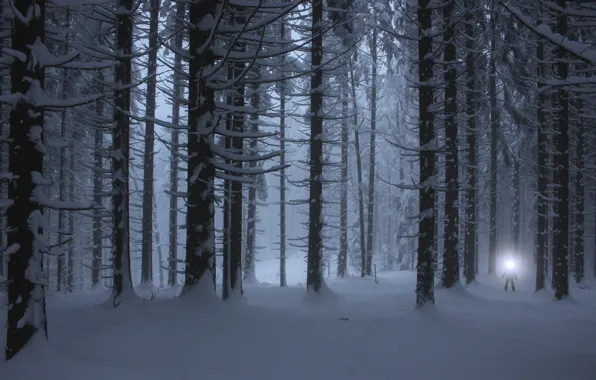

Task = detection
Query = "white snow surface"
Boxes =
[1,255,596,380]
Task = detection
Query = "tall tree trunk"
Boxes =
[338,68,349,278]
[58,10,71,292]
[183,0,217,294]
[416,0,435,307]
[0,0,4,280]
[552,0,569,299]
[224,9,246,300]
[222,65,233,297]
[349,65,366,278]
[488,2,499,275]
[5,0,48,360]
[574,96,584,285]
[244,74,260,284]
[92,72,104,288]
[307,0,324,292]
[442,0,459,288]
[573,59,587,285]
[279,20,287,287]
[141,0,160,286]
[536,30,547,291]
[168,1,184,287]
[365,22,378,277]
[463,0,476,284]
[111,0,135,306]
[67,127,76,291]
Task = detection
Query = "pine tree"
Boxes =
[183,0,218,293]
[141,0,161,287]
[551,0,569,299]
[415,0,436,306]
[4,0,48,360]
[441,0,459,288]
[168,1,185,288]
[307,0,325,292]
[111,0,136,305]
[365,16,378,277]
[463,0,477,284]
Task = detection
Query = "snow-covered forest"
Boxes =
[1,0,596,378]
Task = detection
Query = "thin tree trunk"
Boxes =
[552,0,569,299]
[225,8,246,300]
[222,65,233,296]
[183,0,218,294]
[307,0,324,292]
[168,1,184,287]
[442,0,459,288]
[488,3,499,275]
[59,10,71,292]
[416,0,435,307]
[279,20,287,288]
[0,0,4,280]
[141,0,160,286]
[365,21,378,277]
[92,72,104,288]
[111,0,135,306]
[463,0,476,284]
[348,65,366,278]
[244,73,260,284]
[67,127,76,292]
[5,0,48,360]
[574,94,584,285]
[338,68,349,278]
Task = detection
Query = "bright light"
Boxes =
[505,260,515,270]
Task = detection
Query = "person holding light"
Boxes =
[502,260,517,292]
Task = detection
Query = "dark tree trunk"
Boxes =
[111,0,135,305]
[463,0,476,285]
[59,10,71,292]
[225,25,246,298]
[338,69,349,278]
[141,0,160,286]
[365,22,378,277]
[5,0,48,360]
[183,0,217,293]
[168,1,184,287]
[488,3,499,275]
[442,0,459,288]
[307,0,324,292]
[67,127,76,291]
[222,65,233,296]
[349,65,366,278]
[536,32,547,291]
[279,20,287,288]
[552,0,569,299]
[416,0,435,307]
[92,72,104,288]
[573,82,585,284]
[0,0,4,280]
[244,75,260,284]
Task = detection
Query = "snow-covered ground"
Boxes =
[1,255,595,380]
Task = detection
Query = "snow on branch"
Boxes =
[32,186,98,211]
[212,143,280,162]
[501,1,596,65]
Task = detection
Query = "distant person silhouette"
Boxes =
[502,261,517,292]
